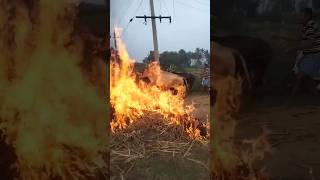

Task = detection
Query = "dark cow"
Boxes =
[212,35,272,90]
[171,72,196,92]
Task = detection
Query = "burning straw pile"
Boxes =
[110,28,209,178]
[110,28,209,138]
[110,113,209,178]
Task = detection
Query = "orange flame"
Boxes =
[110,27,207,139]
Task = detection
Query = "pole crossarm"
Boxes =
[136,15,172,23]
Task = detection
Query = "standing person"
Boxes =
[167,64,176,72]
[202,63,210,92]
[286,8,320,95]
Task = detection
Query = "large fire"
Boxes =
[211,76,271,179]
[0,0,272,178]
[0,0,107,179]
[110,28,208,139]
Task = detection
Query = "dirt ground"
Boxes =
[237,95,320,180]
[192,90,320,180]
[185,92,210,122]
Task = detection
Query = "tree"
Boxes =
[195,60,203,67]
[178,49,186,55]
[204,49,210,65]
[142,48,209,70]
[159,51,190,69]
[178,49,190,67]
[194,48,202,60]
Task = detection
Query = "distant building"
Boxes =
[190,58,207,66]
[190,52,207,67]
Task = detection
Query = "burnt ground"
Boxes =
[236,95,320,180]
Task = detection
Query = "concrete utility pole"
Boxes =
[113,30,118,51]
[136,0,171,62]
[149,0,159,62]
[111,29,120,63]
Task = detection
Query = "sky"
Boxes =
[110,0,210,62]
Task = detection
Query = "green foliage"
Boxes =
[142,48,209,69]
[194,60,203,68]
[160,50,190,69]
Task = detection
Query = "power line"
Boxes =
[131,0,145,19]
[172,0,175,22]
[192,0,210,7]
[162,0,171,15]
[159,0,163,15]
[119,0,145,37]
[175,0,209,12]
[117,0,135,25]
[121,17,134,36]
[177,0,209,10]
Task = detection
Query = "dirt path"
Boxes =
[185,92,210,122]
[237,96,320,179]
